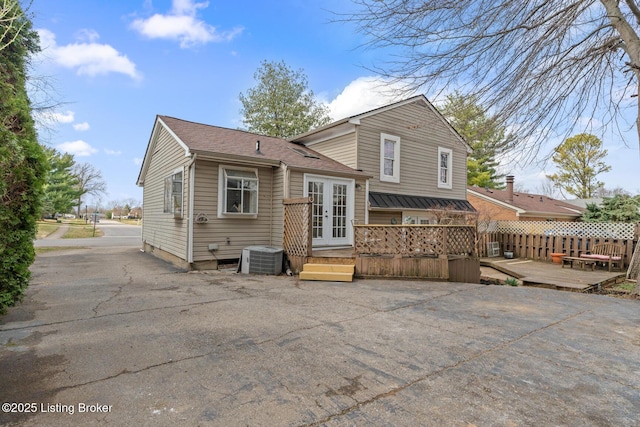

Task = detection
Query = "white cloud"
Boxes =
[37,29,141,79]
[32,109,75,129]
[73,122,90,131]
[104,148,122,155]
[130,0,243,48]
[44,110,75,124]
[133,157,144,165]
[327,77,415,121]
[57,140,99,157]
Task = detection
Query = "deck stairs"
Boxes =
[299,263,354,282]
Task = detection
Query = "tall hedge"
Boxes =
[0,3,46,314]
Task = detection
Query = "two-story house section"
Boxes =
[291,95,476,226]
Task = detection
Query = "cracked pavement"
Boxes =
[1,244,639,426]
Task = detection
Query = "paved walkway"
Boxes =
[1,246,638,426]
[40,223,69,240]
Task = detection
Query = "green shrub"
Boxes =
[504,277,519,287]
[0,3,46,314]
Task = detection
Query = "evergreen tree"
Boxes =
[439,91,515,189]
[582,195,640,223]
[0,2,46,313]
[41,147,80,217]
[239,60,331,138]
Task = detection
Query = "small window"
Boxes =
[163,170,183,216]
[438,147,452,189]
[380,133,400,183]
[219,166,258,217]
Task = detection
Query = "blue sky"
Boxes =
[29,0,640,206]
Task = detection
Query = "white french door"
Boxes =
[304,175,354,247]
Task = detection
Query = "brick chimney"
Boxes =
[506,175,514,203]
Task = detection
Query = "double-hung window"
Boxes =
[380,133,400,183]
[219,166,258,217]
[163,169,183,216]
[438,147,452,189]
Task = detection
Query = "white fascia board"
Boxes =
[157,117,191,157]
[137,117,191,186]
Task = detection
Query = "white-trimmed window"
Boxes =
[163,169,183,216]
[438,147,452,189]
[380,133,400,183]
[218,166,259,217]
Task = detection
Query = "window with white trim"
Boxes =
[438,147,452,189]
[380,133,400,183]
[218,166,258,217]
[163,169,183,216]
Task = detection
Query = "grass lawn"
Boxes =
[36,221,59,239]
[612,281,638,293]
[36,219,104,239]
[63,223,104,238]
[36,246,87,255]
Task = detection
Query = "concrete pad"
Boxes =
[1,247,638,426]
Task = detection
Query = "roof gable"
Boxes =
[292,94,472,153]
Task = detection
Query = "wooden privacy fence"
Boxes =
[478,221,639,268]
[354,224,477,257]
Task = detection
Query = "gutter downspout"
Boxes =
[187,153,197,264]
[270,166,274,246]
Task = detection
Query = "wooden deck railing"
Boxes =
[353,224,477,257]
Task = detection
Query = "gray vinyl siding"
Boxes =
[141,127,190,259]
[191,160,277,262]
[369,210,402,225]
[270,166,285,247]
[354,178,366,224]
[289,170,305,198]
[357,101,468,200]
[306,132,357,169]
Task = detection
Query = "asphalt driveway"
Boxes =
[0,243,638,426]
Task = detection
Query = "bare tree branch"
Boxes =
[341,0,640,163]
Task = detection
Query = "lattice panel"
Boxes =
[447,227,477,255]
[354,225,476,256]
[496,221,635,239]
[282,198,312,257]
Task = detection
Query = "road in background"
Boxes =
[34,219,141,248]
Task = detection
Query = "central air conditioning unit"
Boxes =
[240,246,283,275]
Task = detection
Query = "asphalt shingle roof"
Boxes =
[158,115,367,177]
[468,186,584,216]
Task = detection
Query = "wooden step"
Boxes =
[302,263,354,273]
[299,263,355,282]
[299,271,353,282]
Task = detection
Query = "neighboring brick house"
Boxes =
[467,176,584,221]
